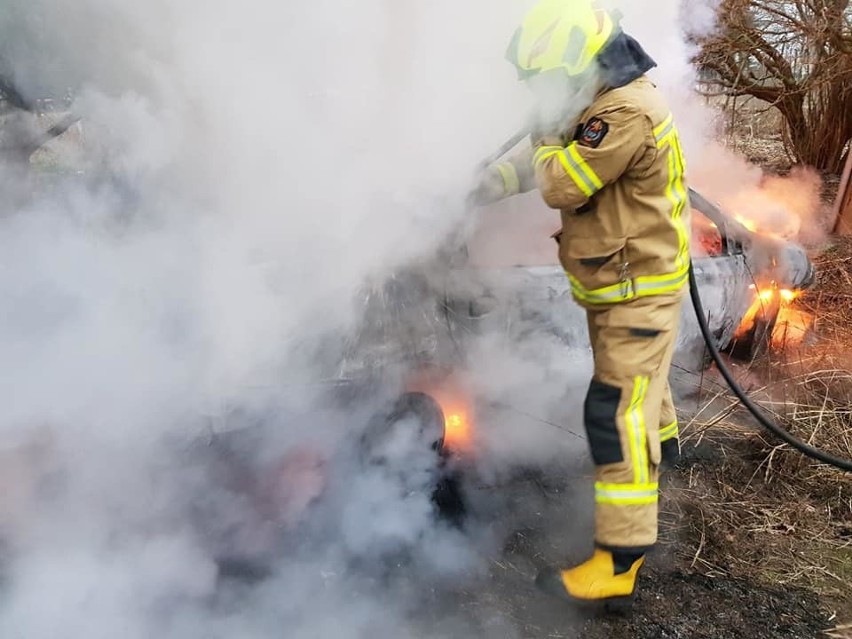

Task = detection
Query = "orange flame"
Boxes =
[691,210,723,255]
[735,214,758,233]
[734,284,811,349]
[725,174,810,241]
[442,409,473,453]
[772,305,812,348]
[405,369,475,454]
[779,289,797,303]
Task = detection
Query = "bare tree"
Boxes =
[695,0,852,173]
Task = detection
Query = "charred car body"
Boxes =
[455,187,816,370]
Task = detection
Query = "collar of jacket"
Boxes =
[596,31,658,91]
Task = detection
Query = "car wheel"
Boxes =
[360,392,465,523]
[726,294,781,361]
[361,392,445,456]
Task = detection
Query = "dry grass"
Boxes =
[660,389,852,619]
[799,236,852,347]
[660,237,852,625]
[828,623,852,639]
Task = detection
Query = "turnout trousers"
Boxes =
[583,295,683,551]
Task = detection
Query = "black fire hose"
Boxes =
[688,261,852,472]
[475,128,530,172]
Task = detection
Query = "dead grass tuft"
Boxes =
[799,236,852,348]
[828,624,852,639]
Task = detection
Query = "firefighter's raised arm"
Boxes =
[532,106,652,211]
[469,146,537,206]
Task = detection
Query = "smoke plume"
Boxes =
[0,1,537,637]
[0,0,822,637]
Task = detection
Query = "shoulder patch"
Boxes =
[577,117,609,148]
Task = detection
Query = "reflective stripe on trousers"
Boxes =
[585,299,682,549]
[659,421,679,443]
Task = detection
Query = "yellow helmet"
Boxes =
[506,0,618,79]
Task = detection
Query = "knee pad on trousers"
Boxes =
[661,437,680,467]
[583,379,623,465]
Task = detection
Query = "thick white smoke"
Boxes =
[0,0,814,636]
[0,1,538,637]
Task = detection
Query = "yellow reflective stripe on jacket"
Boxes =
[557,111,690,306]
[533,145,563,165]
[567,264,689,305]
[565,144,604,195]
[626,376,650,485]
[533,143,603,198]
[495,162,520,196]
[567,273,631,304]
[668,136,690,270]
[653,114,674,144]
[634,266,690,296]
[595,482,659,506]
[659,421,679,442]
[655,113,691,273]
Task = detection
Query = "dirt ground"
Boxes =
[423,430,842,639]
[408,414,846,638]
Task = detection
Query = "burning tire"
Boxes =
[360,392,466,524]
[361,392,446,456]
[727,290,781,361]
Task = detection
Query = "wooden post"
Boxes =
[833,149,852,236]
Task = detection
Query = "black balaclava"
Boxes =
[596,31,657,89]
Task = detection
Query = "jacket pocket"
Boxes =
[560,235,628,294]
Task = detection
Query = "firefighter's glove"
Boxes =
[468,163,521,207]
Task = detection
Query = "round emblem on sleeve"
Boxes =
[578,117,609,148]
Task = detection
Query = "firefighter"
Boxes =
[471,0,690,607]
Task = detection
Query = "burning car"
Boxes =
[686,188,816,359]
[456,186,816,370]
[186,191,814,572]
[169,185,817,581]
[0,187,815,587]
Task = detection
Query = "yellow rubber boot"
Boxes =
[535,548,644,610]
